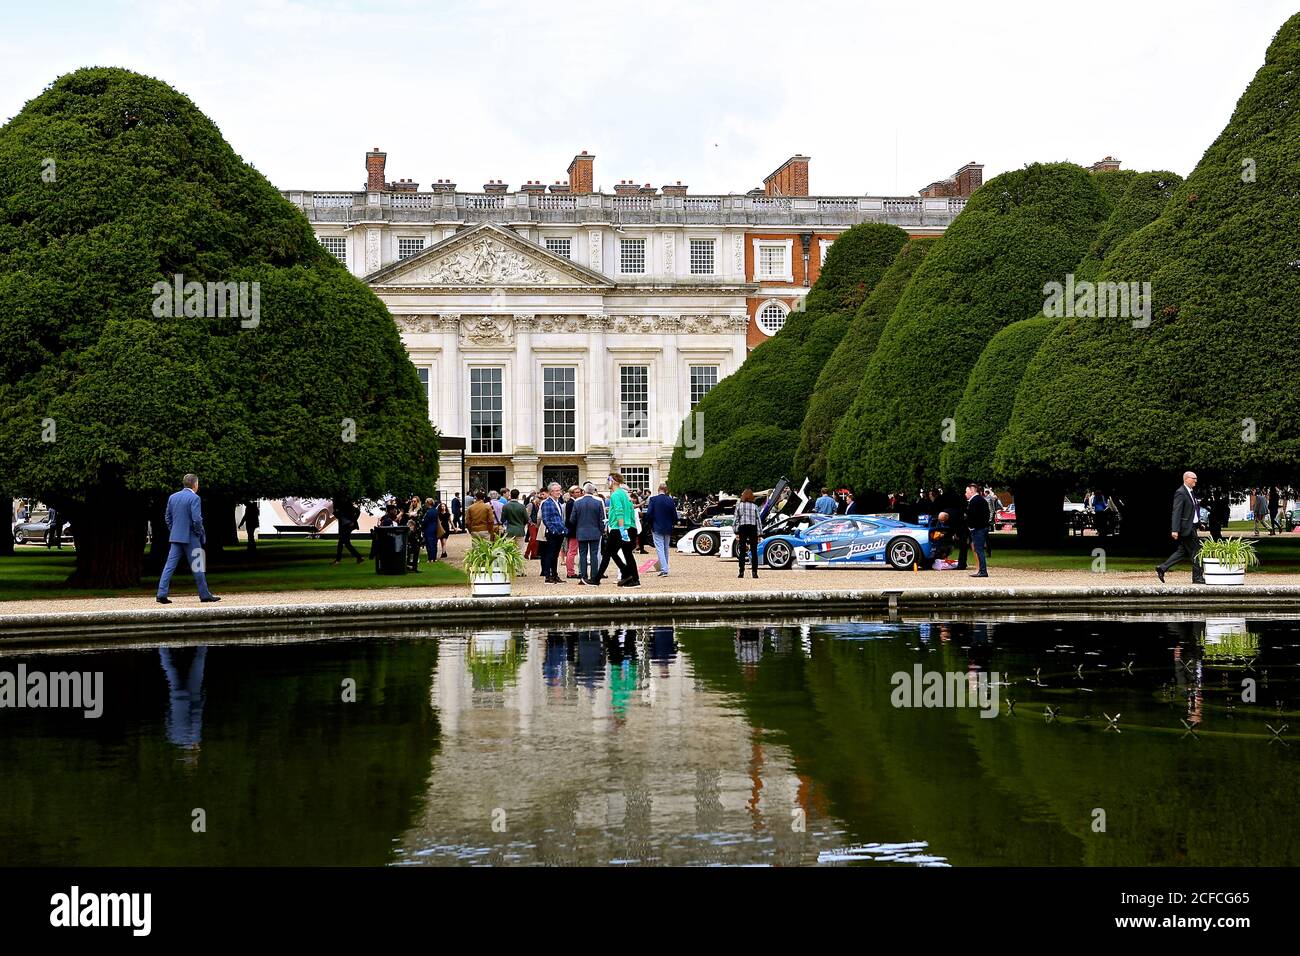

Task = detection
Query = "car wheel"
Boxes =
[886,537,921,570]
[765,540,793,570]
[14,530,25,545]
[695,531,719,556]
[313,510,332,533]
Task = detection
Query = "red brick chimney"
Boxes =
[614,180,641,196]
[1089,156,1122,173]
[549,180,570,194]
[954,162,983,195]
[520,180,546,194]
[568,151,595,194]
[429,179,456,194]
[764,155,810,197]
[366,147,387,191]
[920,161,983,198]
[661,181,688,197]
[483,179,509,193]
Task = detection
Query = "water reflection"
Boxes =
[1,614,1298,866]
[158,646,207,762]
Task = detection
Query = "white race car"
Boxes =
[676,517,734,556]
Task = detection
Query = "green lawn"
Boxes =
[0,538,465,602]
[987,530,1300,573]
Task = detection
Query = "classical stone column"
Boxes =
[658,315,681,457]
[583,313,615,486]
[513,314,536,455]
[439,314,461,441]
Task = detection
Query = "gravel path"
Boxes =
[2,533,1295,616]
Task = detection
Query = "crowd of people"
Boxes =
[440,474,681,587]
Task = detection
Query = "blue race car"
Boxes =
[765,514,935,570]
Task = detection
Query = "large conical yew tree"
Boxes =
[825,163,1112,495]
[940,170,1182,489]
[794,238,934,485]
[999,14,1300,535]
[0,68,437,586]
[667,222,907,495]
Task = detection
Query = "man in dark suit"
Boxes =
[1156,471,1205,584]
[962,483,991,577]
[156,473,219,604]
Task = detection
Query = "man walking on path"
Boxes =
[331,496,364,565]
[1156,471,1206,584]
[502,489,529,575]
[963,483,990,577]
[451,493,463,532]
[591,473,639,587]
[156,473,219,604]
[645,483,679,577]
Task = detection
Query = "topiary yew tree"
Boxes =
[941,170,1183,489]
[668,222,908,495]
[1074,170,1182,280]
[793,239,934,485]
[999,14,1300,524]
[0,68,437,586]
[939,316,1058,487]
[825,163,1112,496]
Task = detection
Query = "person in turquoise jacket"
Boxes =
[591,472,640,587]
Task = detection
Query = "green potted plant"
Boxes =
[462,533,525,596]
[1196,536,1259,586]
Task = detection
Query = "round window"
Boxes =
[756,302,788,336]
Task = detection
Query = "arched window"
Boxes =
[756,300,789,336]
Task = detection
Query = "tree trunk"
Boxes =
[0,497,13,557]
[146,495,168,573]
[1012,480,1067,547]
[66,492,150,588]
[200,493,239,564]
[1114,477,1171,550]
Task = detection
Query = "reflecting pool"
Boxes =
[2,615,1298,866]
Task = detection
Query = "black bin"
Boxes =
[371,525,409,575]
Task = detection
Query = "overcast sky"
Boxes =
[1,0,1295,196]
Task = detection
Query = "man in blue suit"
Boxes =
[157,473,220,604]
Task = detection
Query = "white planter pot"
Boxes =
[1201,558,1246,586]
[470,569,512,597]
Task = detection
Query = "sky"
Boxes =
[1,0,1295,196]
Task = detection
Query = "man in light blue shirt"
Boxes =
[813,487,839,515]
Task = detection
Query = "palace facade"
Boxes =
[283,149,974,496]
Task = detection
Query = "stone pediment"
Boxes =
[367,222,612,288]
